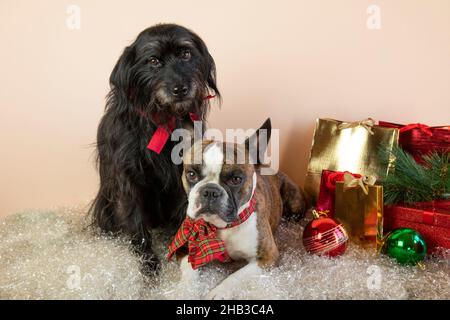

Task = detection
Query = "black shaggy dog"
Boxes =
[91,24,220,273]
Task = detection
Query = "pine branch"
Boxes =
[378,146,450,205]
[422,152,450,199]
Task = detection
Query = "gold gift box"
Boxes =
[304,118,398,205]
[334,182,384,249]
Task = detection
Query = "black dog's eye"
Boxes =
[229,176,243,186]
[186,170,198,182]
[180,50,191,61]
[148,57,161,66]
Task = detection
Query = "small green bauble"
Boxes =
[381,228,427,265]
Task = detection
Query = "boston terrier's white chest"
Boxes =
[218,212,259,261]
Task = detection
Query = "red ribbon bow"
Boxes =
[167,192,256,269]
[146,112,199,154]
[144,95,215,154]
[399,123,433,137]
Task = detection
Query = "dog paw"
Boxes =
[141,254,161,276]
[205,284,234,300]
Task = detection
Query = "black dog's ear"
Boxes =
[192,36,220,99]
[245,118,272,165]
[109,46,136,96]
[206,53,220,99]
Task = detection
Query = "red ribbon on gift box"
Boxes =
[378,121,450,164]
[384,201,450,227]
[422,211,434,225]
[384,200,450,254]
[399,123,433,136]
[413,200,450,226]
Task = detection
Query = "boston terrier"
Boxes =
[168,119,306,299]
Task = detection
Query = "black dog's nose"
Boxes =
[201,186,222,201]
[171,85,189,97]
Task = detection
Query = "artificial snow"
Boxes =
[0,205,448,299]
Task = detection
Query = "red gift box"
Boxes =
[384,201,450,254]
[316,170,361,216]
[378,121,450,163]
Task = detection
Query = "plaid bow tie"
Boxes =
[167,192,257,270]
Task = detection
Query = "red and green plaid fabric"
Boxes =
[168,193,257,269]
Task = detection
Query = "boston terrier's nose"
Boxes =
[201,185,222,201]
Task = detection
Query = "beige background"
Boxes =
[1,0,449,217]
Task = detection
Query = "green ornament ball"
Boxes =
[381,228,427,265]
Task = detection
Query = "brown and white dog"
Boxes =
[171,119,306,299]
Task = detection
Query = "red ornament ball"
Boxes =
[302,210,349,257]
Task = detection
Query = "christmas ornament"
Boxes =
[381,228,427,265]
[302,210,348,257]
[384,201,450,254]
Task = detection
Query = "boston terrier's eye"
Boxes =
[186,170,198,183]
[229,176,243,186]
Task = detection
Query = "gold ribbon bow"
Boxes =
[337,118,376,135]
[311,209,329,219]
[343,172,377,195]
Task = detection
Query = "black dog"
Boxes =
[91,24,220,273]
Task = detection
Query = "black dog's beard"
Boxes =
[144,81,207,120]
[154,82,196,104]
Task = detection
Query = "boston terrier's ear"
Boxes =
[245,118,272,165]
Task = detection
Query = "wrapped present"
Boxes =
[304,118,399,204]
[316,170,361,216]
[384,200,450,253]
[378,121,450,164]
[334,173,383,248]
